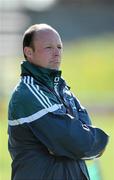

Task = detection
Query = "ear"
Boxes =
[23,47,33,60]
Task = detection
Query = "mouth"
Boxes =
[50,58,60,62]
[50,61,60,64]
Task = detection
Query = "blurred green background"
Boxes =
[0,0,114,180]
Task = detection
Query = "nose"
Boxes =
[54,47,60,56]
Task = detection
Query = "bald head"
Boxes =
[23,24,63,70]
[23,24,60,56]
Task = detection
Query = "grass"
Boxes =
[87,115,114,180]
[0,120,11,180]
[62,34,114,103]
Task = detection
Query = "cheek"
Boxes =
[34,51,43,60]
[35,51,50,65]
[39,49,50,57]
[33,49,51,64]
[41,51,52,60]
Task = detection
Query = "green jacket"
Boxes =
[8,61,109,180]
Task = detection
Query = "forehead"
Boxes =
[33,29,62,45]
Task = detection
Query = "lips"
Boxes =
[50,57,60,62]
[50,60,60,64]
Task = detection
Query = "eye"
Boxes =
[57,46,62,49]
[46,46,52,49]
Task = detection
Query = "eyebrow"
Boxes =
[44,43,63,46]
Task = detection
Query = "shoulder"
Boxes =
[8,79,41,119]
[10,80,35,105]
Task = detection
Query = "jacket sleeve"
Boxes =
[72,94,92,125]
[9,85,109,161]
[28,109,109,160]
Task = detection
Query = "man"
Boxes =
[8,24,109,180]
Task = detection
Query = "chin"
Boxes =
[48,64,60,70]
[50,67,59,70]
